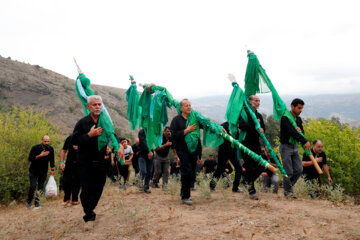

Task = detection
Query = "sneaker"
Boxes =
[33,205,42,210]
[144,188,151,194]
[232,188,243,193]
[182,198,193,206]
[249,193,259,200]
[210,188,216,192]
[26,203,32,209]
[162,184,167,190]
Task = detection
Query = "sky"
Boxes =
[1,0,360,99]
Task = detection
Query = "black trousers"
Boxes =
[27,171,47,206]
[242,145,264,195]
[178,150,197,200]
[210,148,242,191]
[77,163,106,222]
[63,164,80,202]
[119,164,129,184]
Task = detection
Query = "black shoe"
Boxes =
[26,203,32,209]
[191,187,196,191]
[232,188,243,193]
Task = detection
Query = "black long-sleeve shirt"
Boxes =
[280,115,307,145]
[139,129,151,158]
[62,135,78,166]
[28,144,54,174]
[238,109,265,148]
[72,115,107,165]
[170,114,202,153]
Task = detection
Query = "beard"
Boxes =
[251,103,259,109]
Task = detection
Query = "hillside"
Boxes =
[0,56,177,137]
[0,183,359,240]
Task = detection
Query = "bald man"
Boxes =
[302,140,332,184]
[27,135,55,209]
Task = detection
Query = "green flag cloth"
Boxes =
[125,83,140,130]
[125,84,277,171]
[184,111,201,153]
[244,50,312,158]
[74,73,124,165]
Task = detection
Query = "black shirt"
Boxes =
[131,143,140,165]
[139,129,151,158]
[238,108,265,149]
[28,144,55,174]
[280,115,308,145]
[219,122,233,153]
[170,114,203,153]
[302,149,327,180]
[203,159,217,174]
[72,115,107,165]
[170,114,189,152]
[156,136,174,158]
[62,135,78,166]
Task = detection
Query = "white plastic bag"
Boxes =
[45,175,58,197]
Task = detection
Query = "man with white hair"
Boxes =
[72,95,123,225]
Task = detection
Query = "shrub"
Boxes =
[0,106,62,203]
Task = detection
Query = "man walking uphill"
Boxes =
[72,95,124,227]
[280,98,311,198]
[26,135,55,209]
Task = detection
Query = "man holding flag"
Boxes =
[280,98,311,198]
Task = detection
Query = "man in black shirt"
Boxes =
[202,155,217,176]
[152,127,175,189]
[170,99,198,205]
[60,135,80,206]
[26,135,55,209]
[138,128,154,193]
[302,140,332,184]
[238,95,265,200]
[280,98,311,198]
[72,95,124,225]
[210,122,243,193]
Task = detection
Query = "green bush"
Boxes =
[302,118,360,196]
[0,106,62,203]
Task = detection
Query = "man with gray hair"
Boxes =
[238,95,265,200]
[72,95,123,226]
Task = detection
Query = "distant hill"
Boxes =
[0,55,177,137]
[191,93,360,127]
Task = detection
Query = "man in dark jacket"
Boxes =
[238,95,265,200]
[26,135,54,209]
[72,95,124,225]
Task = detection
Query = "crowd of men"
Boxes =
[26,94,332,228]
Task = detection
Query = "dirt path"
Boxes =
[1,183,359,240]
